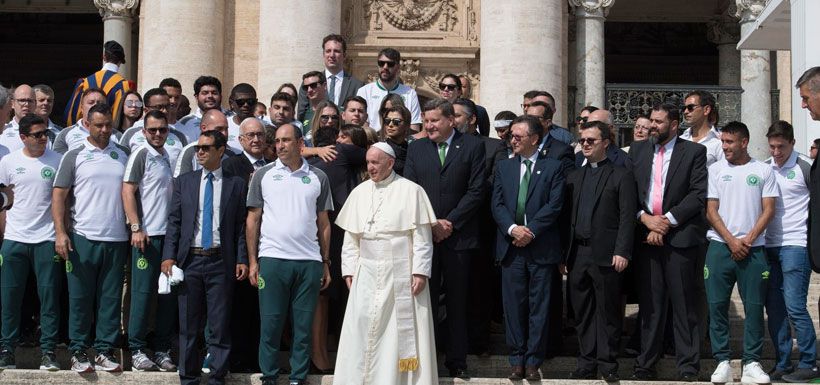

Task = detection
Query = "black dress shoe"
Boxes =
[569,368,596,379]
[525,366,541,381]
[508,365,524,380]
[679,372,699,382]
[602,371,620,382]
[630,370,656,380]
[310,361,334,374]
[449,368,470,379]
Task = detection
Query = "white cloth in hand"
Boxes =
[158,266,185,294]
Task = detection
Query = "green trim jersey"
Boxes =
[123,145,173,236]
[0,149,62,243]
[120,124,188,169]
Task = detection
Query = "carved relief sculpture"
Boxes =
[365,0,458,31]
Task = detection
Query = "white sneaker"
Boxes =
[741,361,770,384]
[71,351,94,373]
[130,350,158,371]
[711,360,732,383]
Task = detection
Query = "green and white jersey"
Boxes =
[707,158,780,247]
[0,148,61,243]
[120,124,188,169]
[52,120,121,154]
[123,145,173,236]
[1,119,56,152]
[54,139,130,241]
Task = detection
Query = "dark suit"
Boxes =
[539,134,576,173]
[163,169,248,385]
[492,153,565,366]
[297,71,365,120]
[475,104,491,137]
[404,130,486,371]
[809,158,820,272]
[221,152,271,185]
[575,144,628,168]
[564,160,636,376]
[626,138,707,376]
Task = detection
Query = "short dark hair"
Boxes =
[580,105,599,114]
[19,113,46,136]
[200,130,227,149]
[422,98,455,118]
[82,87,106,100]
[766,120,794,141]
[302,71,326,84]
[523,90,555,106]
[814,138,820,148]
[528,101,554,120]
[230,83,256,98]
[580,120,612,141]
[143,88,167,106]
[453,98,476,119]
[339,124,368,149]
[440,74,462,89]
[651,102,681,124]
[276,83,298,95]
[88,103,112,118]
[193,76,222,95]
[159,78,182,89]
[270,92,295,108]
[685,90,718,124]
[379,93,405,118]
[721,121,750,140]
[343,95,367,110]
[143,110,168,125]
[377,48,401,63]
[322,34,347,53]
[510,115,543,143]
[313,126,339,147]
[796,66,820,93]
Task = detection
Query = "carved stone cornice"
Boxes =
[94,0,139,19]
[734,0,767,23]
[568,0,615,18]
[365,0,458,32]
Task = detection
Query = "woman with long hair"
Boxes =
[116,91,143,132]
[380,105,411,175]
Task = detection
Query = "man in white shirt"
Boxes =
[681,90,723,166]
[0,114,63,371]
[33,84,63,136]
[297,34,364,119]
[120,88,188,167]
[53,88,116,154]
[705,121,778,385]
[1,85,54,152]
[176,76,224,143]
[356,48,421,132]
[225,83,258,153]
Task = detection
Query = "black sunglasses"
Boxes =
[439,83,459,91]
[377,60,397,68]
[578,138,602,145]
[576,116,589,123]
[384,118,404,126]
[145,127,169,134]
[320,114,340,122]
[301,81,325,91]
[683,104,701,112]
[194,144,222,152]
[26,131,49,139]
[233,98,258,107]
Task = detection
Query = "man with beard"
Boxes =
[438,74,490,136]
[176,76,224,143]
[298,71,328,138]
[357,48,421,132]
[264,92,298,129]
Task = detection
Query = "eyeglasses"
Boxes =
[377,60,397,68]
[14,98,34,105]
[384,118,404,127]
[438,83,459,91]
[146,104,169,111]
[145,127,169,134]
[25,131,48,139]
[576,116,588,123]
[683,104,701,112]
[301,81,325,91]
[194,144,221,152]
[578,138,602,145]
[242,132,265,139]
[510,134,530,142]
[320,114,340,122]
[125,100,144,108]
[233,98,258,107]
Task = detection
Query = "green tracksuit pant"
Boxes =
[257,257,322,382]
[128,236,177,352]
[66,233,127,353]
[704,240,770,363]
[0,240,62,352]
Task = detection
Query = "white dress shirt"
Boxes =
[507,150,539,235]
[325,69,344,106]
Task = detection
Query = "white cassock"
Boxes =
[333,171,438,385]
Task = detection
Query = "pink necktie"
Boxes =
[652,146,665,215]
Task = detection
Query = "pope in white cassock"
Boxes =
[333,142,439,385]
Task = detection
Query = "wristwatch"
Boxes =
[130,223,141,233]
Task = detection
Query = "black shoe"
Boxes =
[630,370,656,380]
[783,367,820,383]
[525,366,541,381]
[568,368,596,379]
[768,367,790,381]
[261,379,277,385]
[0,349,16,369]
[602,371,620,382]
[508,365,524,381]
[449,368,470,379]
[679,372,699,382]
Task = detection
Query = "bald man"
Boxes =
[574,109,628,167]
[173,109,236,178]
[1,85,55,152]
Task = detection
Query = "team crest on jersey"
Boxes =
[65,260,73,273]
[0,254,3,266]
[746,174,761,186]
[41,167,55,180]
[110,151,119,160]
[703,265,709,280]
[762,270,770,280]
[53,255,61,263]
[166,138,175,146]
[15,167,26,175]
[301,176,311,184]
[258,276,266,290]
[787,170,796,180]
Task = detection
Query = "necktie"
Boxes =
[651,146,665,215]
[438,142,447,166]
[516,159,533,225]
[328,75,336,104]
[254,159,265,170]
[202,172,214,249]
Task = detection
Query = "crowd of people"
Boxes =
[1,35,820,385]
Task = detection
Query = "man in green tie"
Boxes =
[490,115,566,381]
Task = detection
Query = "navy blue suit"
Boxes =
[163,168,248,385]
[492,152,565,367]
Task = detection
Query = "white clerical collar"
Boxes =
[374,171,397,187]
[588,159,606,168]
[102,62,119,73]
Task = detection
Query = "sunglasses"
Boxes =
[194,144,221,152]
[578,138,602,145]
[377,60,396,68]
[439,83,459,91]
[320,114,340,122]
[384,118,404,126]
[683,104,701,112]
[233,98,258,107]
[301,81,325,91]
[145,127,169,134]
[125,100,144,108]
[26,131,49,139]
[147,104,169,111]
[576,116,589,123]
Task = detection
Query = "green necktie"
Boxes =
[516,159,532,225]
[438,142,447,165]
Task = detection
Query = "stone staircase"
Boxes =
[1,272,819,384]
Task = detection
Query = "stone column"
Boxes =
[480,0,564,122]
[94,0,140,81]
[569,0,614,112]
[776,51,791,123]
[736,0,771,160]
[137,1,225,95]
[257,1,340,105]
[707,15,741,86]
[791,0,820,153]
